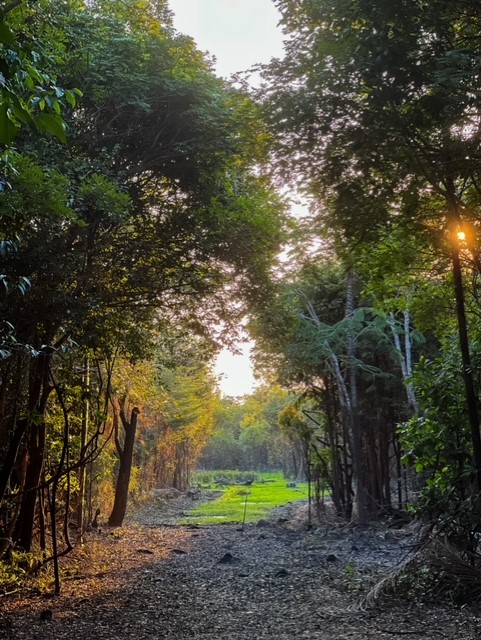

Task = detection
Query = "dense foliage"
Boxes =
[256,0,481,538]
[0,0,286,588]
[199,387,300,474]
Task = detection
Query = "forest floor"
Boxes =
[1,494,481,639]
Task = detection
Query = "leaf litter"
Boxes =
[1,497,481,639]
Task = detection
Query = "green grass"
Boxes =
[182,472,308,525]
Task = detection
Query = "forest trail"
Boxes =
[2,502,481,639]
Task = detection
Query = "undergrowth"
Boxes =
[0,550,53,595]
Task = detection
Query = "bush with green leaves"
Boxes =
[399,347,481,541]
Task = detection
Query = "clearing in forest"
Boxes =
[183,472,310,524]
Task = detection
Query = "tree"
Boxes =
[108,402,140,527]
[278,402,312,483]
[156,359,218,491]
[261,0,481,505]
[251,260,414,519]
[199,386,295,474]
[0,0,81,148]
[199,397,245,470]
[0,0,286,553]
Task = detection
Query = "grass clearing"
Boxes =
[182,472,308,525]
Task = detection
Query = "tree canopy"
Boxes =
[0,0,286,562]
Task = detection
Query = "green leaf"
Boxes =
[64,90,76,108]
[35,112,67,143]
[0,103,20,144]
[24,75,35,91]
[9,95,35,127]
[0,21,15,47]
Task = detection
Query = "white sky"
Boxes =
[169,0,284,80]
[168,1,283,396]
[214,339,258,398]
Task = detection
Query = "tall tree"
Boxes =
[108,402,140,527]
[251,261,411,519]
[0,0,81,147]
[261,0,481,492]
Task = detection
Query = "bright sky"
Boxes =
[168,0,283,396]
[214,339,258,398]
[169,0,284,80]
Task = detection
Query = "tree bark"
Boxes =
[451,239,481,489]
[76,357,90,542]
[388,310,419,415]
[0,409,26,502]
[108,403,140,527]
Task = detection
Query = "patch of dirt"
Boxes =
[1,496,481,639]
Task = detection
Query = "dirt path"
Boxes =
[2,502,481,639]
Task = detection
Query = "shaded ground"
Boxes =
[1,496,481,639]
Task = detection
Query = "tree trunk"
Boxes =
[12,352,53,551]
[76,356,90,542]
[108,404,139,527]
[446,185,481,491]
[346,270,368,525]
[325,381,343,514]
[388,310,419,415]
[0,410,26,502]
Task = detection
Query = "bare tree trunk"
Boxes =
[325,382,343,514]
[12,352,53,551]
[108,403,140,527]
[13,420,46,550]
[77,357,90,542]
[50,370,73,594]
[0,408,25,502]
[303,291,362,520]
[388,310,419,415]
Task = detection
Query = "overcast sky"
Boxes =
[168,0,284,396]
